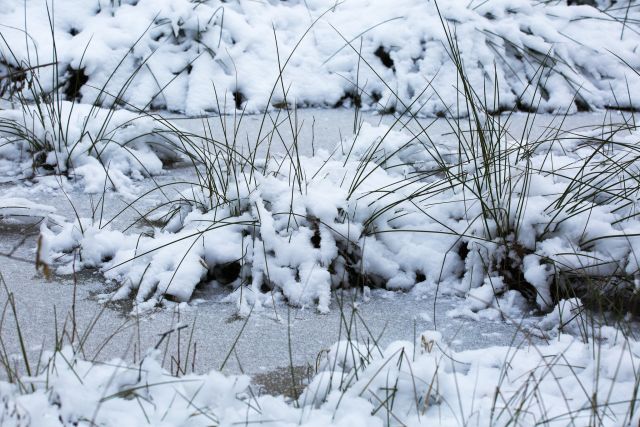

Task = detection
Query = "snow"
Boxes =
[0,102,183,196]
[0,197,56,222]
[1,331,638,426]
[0,0,639,423]
[0,0,639,116]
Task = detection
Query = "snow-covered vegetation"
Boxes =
[1,0,639,116]
[2,329,639,427]
[1,0,640,425]
[25,107,640,320]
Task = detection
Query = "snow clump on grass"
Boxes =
[0,101,184,195]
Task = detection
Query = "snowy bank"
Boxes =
[0,101,185,193]
[1,0,639,116]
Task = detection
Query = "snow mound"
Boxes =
[0,101,184,193]
[1,0,639,116]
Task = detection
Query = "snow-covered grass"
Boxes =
[18,92,639,323]
[0,101,187,194]
[6,12,636,322]
[4,334,639,426]
[1,0,639,116]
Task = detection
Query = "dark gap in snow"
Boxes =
[488,103,512,116]
[210,261,242,285]
[416,271,426,283]
[34,151,55,170]
[515,97,537,113]
[604,104,640,113]
[310,227,321,249]
[567,0,597,6]
[271,100,290,109]
[575,97,591,112]
[260,282,271,293]
[370,91,383,103]
[333,91,362,109]
[379,101,397,115]
[552,274,640,316]
[505,269,537,304]
[374,46,395,70]
[539,84,550,101]
[458,241,469,261]
[233,90,246,110]
[0,61,27,98]
[68,28,79,36]
[63,67,89,101]
[329,239,371,290]
[497,245,538,304]
[163,294,180,303]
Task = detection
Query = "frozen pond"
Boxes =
[0,109,634,382]
[167,107,624,157]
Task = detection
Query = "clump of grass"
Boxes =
[342,3,640,318]
[0,9,196,178]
